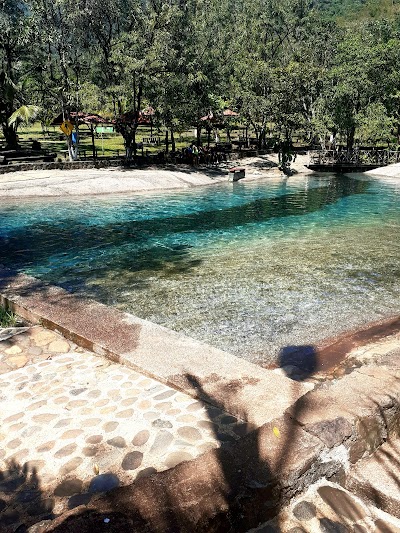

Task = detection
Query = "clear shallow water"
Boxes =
[1,174,400,364]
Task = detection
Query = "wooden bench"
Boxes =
[228,166,245,181]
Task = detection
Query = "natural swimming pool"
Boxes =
[1,174,399,365]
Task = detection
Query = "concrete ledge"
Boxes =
[0,159,124,174]
[0,267,312,427]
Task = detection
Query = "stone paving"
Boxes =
[0,326,243,532]
[252,479,400,533]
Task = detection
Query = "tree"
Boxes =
[0,0,34,148]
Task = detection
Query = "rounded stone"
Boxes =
[4,412,24,423]
[87,390,101,399]
[22,425,41,438]
[352,526,368,533]
[150,430,174,454]
[60,457,83,475]
[136,467,157,479]
[48,340,70,352]
[187,402,204,412]
[143,411,158,421]
[115,409,134,419]
[24,460,45,471]
[82,446,98,457]
[319,518,349,533]
[54,443,77,459]
[61,429,84,440]
[132,430,150,446]
[164,451,193,468]
[82,418,102,427]
[66,400,86,409]
[121,397,138,406]
[103,421,119,433]
[68,493,92,509]
[54,418,72,428]
[177,427,202,442]
[4,345,22,355]
[138,400,152,409]
[7,438,22,449]
[317,486,367,522]
[53,396,69,405]
[178,414,197,423]
[121,381,133,388]
[33,413,57,423]
[26,400,48,411]
[152,419,173,429]
[37,441,56,453]
[100,406,116,414]
[220,415,237,424]
[122,451,143,470]
[54,478,83,497]
[89,473,120,493]
[292,501,317,521]
[70,388,87,396]
[154,390,175,401]
[94,399,109,407]
[9,422,25,432]
[86,435,103,444]
[107,436,126,448]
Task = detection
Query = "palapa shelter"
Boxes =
[199,109,239,145]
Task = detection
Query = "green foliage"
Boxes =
[0,307,18,328]
[1,0,400,151]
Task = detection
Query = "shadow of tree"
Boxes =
[42,365,318,533]
[0,459,55,532]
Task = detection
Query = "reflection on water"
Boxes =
[1,174,399,364]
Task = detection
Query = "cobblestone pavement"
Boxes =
[251,479,400,533]
[0,326,243,532]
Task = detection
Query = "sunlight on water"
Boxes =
[1,173,399,364]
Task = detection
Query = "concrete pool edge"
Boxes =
[0,267,312,428]
[2,267,400,531]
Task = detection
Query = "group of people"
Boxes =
[178,144,228,166]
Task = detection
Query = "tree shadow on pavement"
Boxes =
[0,459,55,533]
[45,358,319,533]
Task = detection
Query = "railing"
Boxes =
[309,149,400,166]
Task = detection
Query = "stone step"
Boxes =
[249,480,400,532]
[346,438,400,519]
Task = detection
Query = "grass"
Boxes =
[0,122,235,160]
[0,307,18,328]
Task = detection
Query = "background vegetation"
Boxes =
[1,0,400,156]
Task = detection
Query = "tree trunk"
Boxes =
[196,125,201,147]
[91,125,96,160]
[3,124,19,150]
[171,129,175,152]
[165,130,169,153]
[347,126,356,150]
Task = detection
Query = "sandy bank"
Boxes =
[0,154,311,198]
[365,162,400,178]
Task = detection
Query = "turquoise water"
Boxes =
[1,174,400,364]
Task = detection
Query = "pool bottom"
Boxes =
[72,217,400,366]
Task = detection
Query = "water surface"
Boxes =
[1,174,399,364]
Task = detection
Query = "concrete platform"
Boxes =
[0,268,313,428]
[2,268,400,531]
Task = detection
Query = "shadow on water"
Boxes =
[278,345,318,381]
[0,177,369,292]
